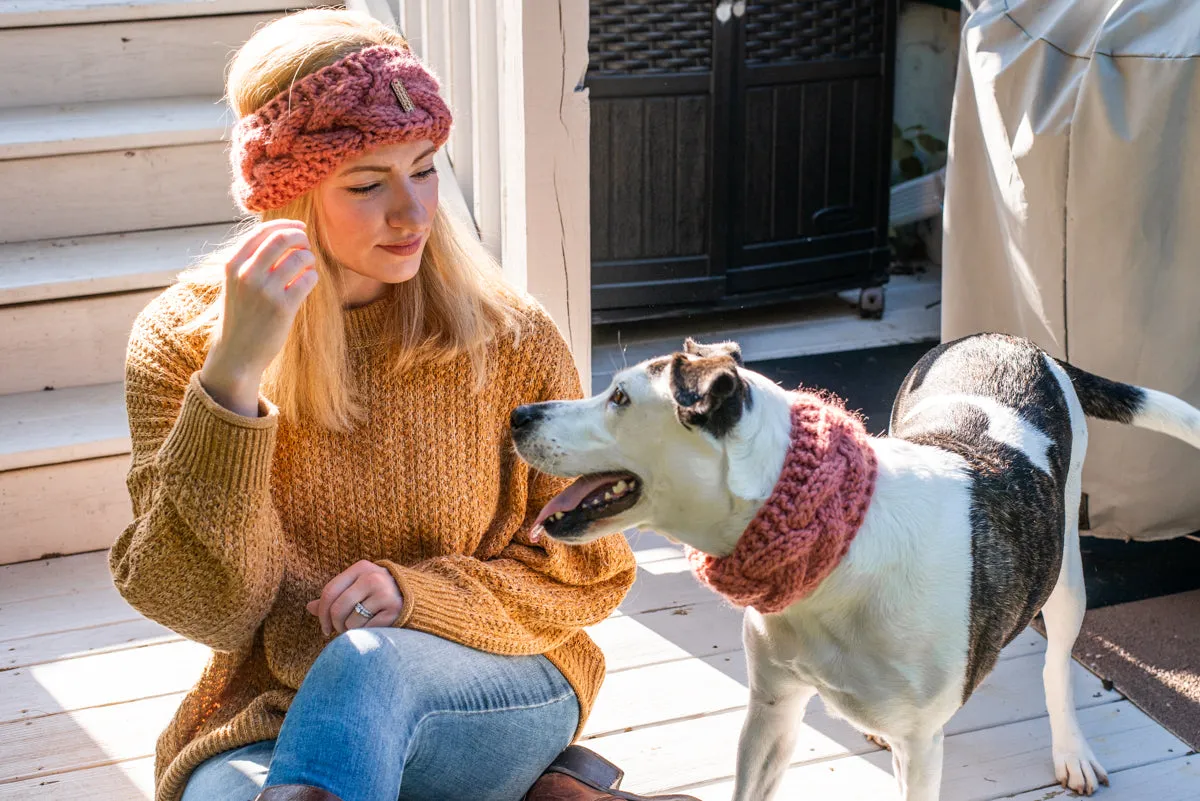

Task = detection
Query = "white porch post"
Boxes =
[378,0,593,393]
[496,0,592,393]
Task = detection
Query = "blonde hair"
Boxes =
[181,8,524,431]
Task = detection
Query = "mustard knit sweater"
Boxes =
[110,282,637,801]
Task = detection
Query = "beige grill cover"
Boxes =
[942,0,1200,540]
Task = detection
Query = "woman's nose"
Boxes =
[386,183,430,229]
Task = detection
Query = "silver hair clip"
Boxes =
[391,78,416,113]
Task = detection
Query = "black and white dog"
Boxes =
[510,333,1200,801]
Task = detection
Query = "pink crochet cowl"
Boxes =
[686,393,879,614]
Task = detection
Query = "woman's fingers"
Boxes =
[310,562,404,635]
[267,248,319,302]
[224,219,305,278]
[329,575,379,633]
[317,565,364,636]
[240,228,312,283]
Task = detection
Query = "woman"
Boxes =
[111,9,697,801]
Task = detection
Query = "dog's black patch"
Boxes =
[669,352,748,438]
[891,334,1072,701]
[683,338,744,366]
[1055,360,1145,424]
[645,357,670,378]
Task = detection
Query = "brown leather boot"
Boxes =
[523,746,699,801]
[253,786,344,801]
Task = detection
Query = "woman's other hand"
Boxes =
[306,560,404,636]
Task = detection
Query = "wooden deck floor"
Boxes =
[1,533,1197,800]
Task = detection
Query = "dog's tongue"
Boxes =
[534,474,620,527]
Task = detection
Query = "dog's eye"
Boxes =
[609,386,630,408]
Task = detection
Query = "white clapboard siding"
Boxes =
[0,455,131,565]
[0,14,280,109]
[0,0,317,28]
[1,291,160,393]
[0,223,228,306]
[0,144,235,243]
[0,96,228,160]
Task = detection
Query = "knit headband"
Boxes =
[231,44,453,213]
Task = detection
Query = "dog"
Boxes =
[510,333,1200,801]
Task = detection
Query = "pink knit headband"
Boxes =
[231,44,453,213]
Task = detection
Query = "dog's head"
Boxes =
[510,339,789,550]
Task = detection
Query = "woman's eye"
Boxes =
[414,165,438,180]
[347,183,380,195]
[609,387,629,407]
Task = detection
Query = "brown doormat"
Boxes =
[1037,590,1200,751]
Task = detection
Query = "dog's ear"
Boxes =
[682,338,744,366]
[670,352,748,437]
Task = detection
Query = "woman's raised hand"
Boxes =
[199,220,318,416]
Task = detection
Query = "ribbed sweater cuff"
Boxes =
[379,562,514,650]
[158,372,280,492]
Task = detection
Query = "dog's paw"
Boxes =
[864,733,891,751]
[1054,745,1109,795]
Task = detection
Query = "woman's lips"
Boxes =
[378,236,423,257]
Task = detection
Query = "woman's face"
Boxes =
[315,139,440,306]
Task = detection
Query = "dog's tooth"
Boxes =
[613,480,628,495]
[604,492,613,501]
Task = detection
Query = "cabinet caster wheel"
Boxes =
[858,287,885,319]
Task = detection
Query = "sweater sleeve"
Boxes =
[380,312,637,655]
[108,289,285,652]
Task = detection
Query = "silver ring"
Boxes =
[353,602,375,620]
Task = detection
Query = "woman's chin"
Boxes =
[369,253,423,284]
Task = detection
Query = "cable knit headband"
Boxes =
[231,44,453,213]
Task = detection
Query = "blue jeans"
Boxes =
[180,628,579,801]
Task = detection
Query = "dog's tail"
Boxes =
[1058,361,1200,449]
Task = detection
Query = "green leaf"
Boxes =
[916,133,947,153]
[899,155,925,181]
[893,138,915,160]
[893,122,903,139]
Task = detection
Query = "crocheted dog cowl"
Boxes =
[686,393,878,614]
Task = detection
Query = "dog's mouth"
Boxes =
[534,472,643,537]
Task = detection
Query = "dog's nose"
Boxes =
[510,404,540,431]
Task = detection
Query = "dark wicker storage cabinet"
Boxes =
[588,0,898,323]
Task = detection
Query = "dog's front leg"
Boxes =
[890,728,944,801]
[732,614,814,801]
[731,680,814,801]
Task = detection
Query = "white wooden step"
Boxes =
[0,455,130,564]
[0,142,235,243]
[0,384,130,562]
[0,223,229,306]
[0,0,319,28]
[1,289,162,394]
[0,383,128,473]
[0,96,228,160]
[0,13,281,109]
